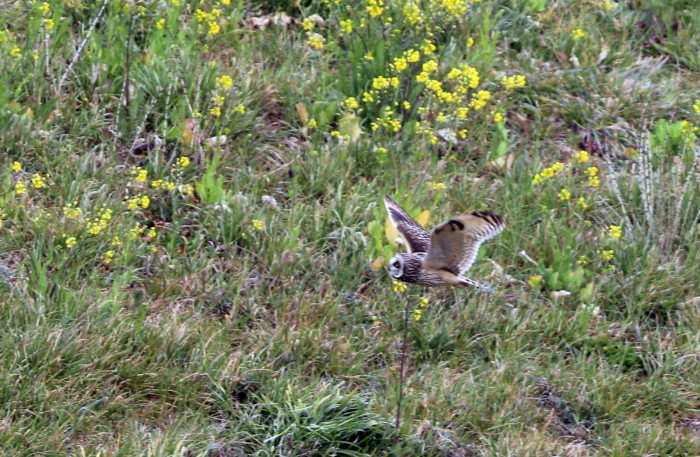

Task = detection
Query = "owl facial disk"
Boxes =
[388,255,404,279]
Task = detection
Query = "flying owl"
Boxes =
[384,196,504,290]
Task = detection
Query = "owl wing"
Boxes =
[423,211,504,275]
[384,196,431,253]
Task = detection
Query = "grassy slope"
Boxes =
[1,0,698,456]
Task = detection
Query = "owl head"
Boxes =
[387,253,424,282]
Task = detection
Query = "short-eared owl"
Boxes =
[385,196,504,290]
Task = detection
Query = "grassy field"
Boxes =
[1,0,699,455]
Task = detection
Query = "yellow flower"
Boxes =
[372,76,390,90]
[602,1,613,10]
[588,176,600,187]
[10,47,21,57]
[573,150,589,163]
[208,21,221,35]
[392,279,407,293]
[403,101,411,110]
[11,161,21,172]
[302,18,314,31]
[65,236,77,248]
[31,174,47,189]
[392,57,408,72]
[63,202,82,219]
[216,75,233,89]
[340,19,353,34]
[413,308,422,321]
[607,225,622,238]
[132,167,148,182]
[493,112,503,123]
[585,166,598,177]
[427,181,446,190]
[527,275,542,287]
[307,119,317,128]
[551,162,564,172]
[210,106,222,117]
[362,91,374,103]
[234,104,246,114]
[467,37,474,47]
[577,255,588,265]
[420,39,436,55]
[558,189,571,201]
[252,219,264,231]
[15,181,26,195]
[330,130,341,137]
[419,297,429,308]
[147,227,157,238]
[140,196,150,208]
[111,236,122,246]
[577,197,588,209]
[376,147,387,155]
[39,2,50,14]
[572,29,586,40]
[458,129,468,139]
[103,250,115,264]
[541,168,555,179]
[694,99,700,114]
[343,97,359,110]
[501,75,526,89]
[176,156,190,168]
[307,35,325,50]
[364,52,374,61]
[404,49,420,63]
[367,0,385,18]
[533,174,543,184]
[599,249,614,260]
[42,19,54,30]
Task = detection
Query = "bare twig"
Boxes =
[57,0,109,92]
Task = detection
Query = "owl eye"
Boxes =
[393,261,400,268]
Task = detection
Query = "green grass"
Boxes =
[1,0,699,455]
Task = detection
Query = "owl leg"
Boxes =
[435,270,494,292]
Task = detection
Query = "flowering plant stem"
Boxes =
[395,295,411,429]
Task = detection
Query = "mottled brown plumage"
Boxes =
[385,197,504,290]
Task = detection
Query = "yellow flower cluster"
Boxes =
[307,35,326,50]
[251,219,264,231]
[501,75,526,89]
[86,208,113,236]
[572,29,586,40]
[392,279,407,293]
[15,181,26,195]
[573,150,589,163]
[216,75,233,89]
[65,236,77,248]
[367,0,385,18]
[340,19,353,34]
[176,156,190,169]
[11,161,21,172]
[152,179,176,191]
[607,225,622,238]
[694,99,700,114]
[103,250,115,264]
[558,189,571,201]
[532,162,564,184]
[31,174,48,188]
[469,90,491,110]
[343,97,359,110]
[63,202,83,219]
[426,181,446,190]
[125,195,150,211]
[132,167,148,182]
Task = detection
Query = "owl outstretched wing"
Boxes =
[423,211,504,275]
[384,196,431,253]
